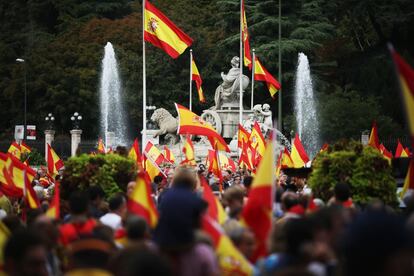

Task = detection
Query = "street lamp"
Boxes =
[45,113,55,130]
[70,112,82,130]
[16,58,27,140]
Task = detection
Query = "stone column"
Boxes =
[70,129,82,157]
[44,130,55,162]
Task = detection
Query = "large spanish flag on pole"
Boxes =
[144,0,193,59]
[241,139,275,262]
[390,47,414,149]
[191,55,205,103]
[176,103,230,152]
[254,57,281,98]
[241,0,252,69]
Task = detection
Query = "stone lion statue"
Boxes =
[150,108,178,140]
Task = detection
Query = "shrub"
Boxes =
[61,153,137,199]
[308,140,398,207]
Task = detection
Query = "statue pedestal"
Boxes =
[70,129,82,157]
[141,129,160,146]
[44,130,55,161]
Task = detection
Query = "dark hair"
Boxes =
[70,191,90,215]
[126,216,148,240]
[109,194,126,212]
[4,230,45,263]
[282,193,299,210]
[154,175,163,184]
[335,182,350,202]
[89,186,105,201]
[243,176,253,189]
[116,146,128,157]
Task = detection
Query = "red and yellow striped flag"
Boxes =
[163,145,176,164]
[7,141,21,159]
[249,122,266,157]
[400,159,414,199]
[144,0,193,58]
[241,0,252,69]
[20,142,31,155]
[218,153,237,173]
[241,139,275,262]
[207,149,223,191]
[395,140,410,158]
[202,216,254,275]
[182,136,196,166]
[239,141,253,170]
[379,144,393,163]
[47,144,64,177]
[46,182,60,220]
[254,57,281,97]
[176,103,230,152]
[201,177,227,225]
[127,172,159,228]
[129,138,143,169]
[238,124,250,148]
[368,121,380,150]
[144,154,164,182]
[192,57,205,103]
[390,48,414,149]
[144,141,166,166]
[291,134,309,168]
[24,169,40,209]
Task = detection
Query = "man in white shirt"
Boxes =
[99,194,127,231]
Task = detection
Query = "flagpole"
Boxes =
[189,49,193,111]
[142,0,147,153]
[251,48,255,110]
[277,0,282,131]
[239,0,243,128]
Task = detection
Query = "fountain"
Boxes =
[99,42,128,147]
[294,53,320,158]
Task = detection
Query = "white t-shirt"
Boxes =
[99,213,122,230]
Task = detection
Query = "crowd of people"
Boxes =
[1,151,414,276]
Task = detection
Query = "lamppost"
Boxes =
[44,113,56,162]
[70,112,83,157]
[16,58,27,140]
[70,112,82,129]
[45,113,55,130]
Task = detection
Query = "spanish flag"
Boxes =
[218,153,237,173]
[379,144,393,163]
[249,122,266,157]
[163,145,176,164]
[280,147,294,169]
[207,149,223,191]
[144,0,193,59]
[192,56,205,103]
[144,141,166,166]
[0,153,22,197]
[241,0,252,69]
[97,138,106,154]
[291,134,309,168]
[47,144,64,177]
[129,138,142,169]
[46,182,60,220]
[368,121,380,150]
[24,169,40,209]
[254,57,281,98]
[202,216,254,275]
[390,48,414,149]
[200,177,227,225]
[0,221,10,271]
[238,124,250,148]
[241,140,275,262]
[20,142,31,155]
[127,172,159,228]
[400,159,414,199]
[176,103,230,152]
[182,136,196,166]
[7,141,21,159]
[0,154,36,197]
[239,141,253,170]
[395,139,410,158]
[143,153,164,182]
